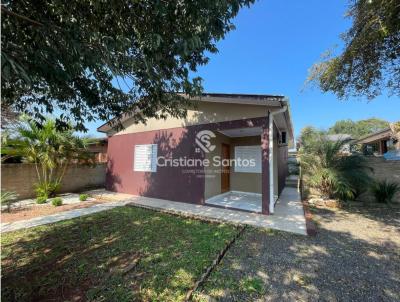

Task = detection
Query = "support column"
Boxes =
[261,117,270,215]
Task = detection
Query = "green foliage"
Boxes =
[299,137,372,200]
[371,180,400,203]
[36,196,47,204]
[308,0,400,99]
[0,191,18,212]
[1,0,255,131]
[35,182,60,199]
[1,207,237,301]
[239,277,265,294]
[298,126,325,149]
[79,194,89,201]
[3,117,91,198]
[51,197,63,206]
[328,118,389,139]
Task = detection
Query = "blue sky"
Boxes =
[88,0,399,138]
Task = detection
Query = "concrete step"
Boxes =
[285,175,298,188]
[285,182,298,188]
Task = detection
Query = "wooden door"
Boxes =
[221,144,230,193]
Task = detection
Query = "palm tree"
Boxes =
[2,117,91,198]
[299,137,371,200]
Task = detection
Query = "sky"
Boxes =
[87,0,399,139]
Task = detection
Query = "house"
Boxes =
[325,134,354,154]
[98,93,294,215]
[87,138,108,163]
[353,128,398,156]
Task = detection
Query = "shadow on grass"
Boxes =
[1,206,238,302]
[195,207,400,302]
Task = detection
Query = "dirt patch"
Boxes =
[196,206,400,302]
[1,199,113,223]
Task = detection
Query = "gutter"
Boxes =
[268,103,288,214]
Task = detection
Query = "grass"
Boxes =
[1,206,238,302]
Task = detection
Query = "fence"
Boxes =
[1,163,106,200]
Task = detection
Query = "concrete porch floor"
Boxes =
[205,191,262,213]
[127,187,307,235]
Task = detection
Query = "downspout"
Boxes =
[269,104,287,214]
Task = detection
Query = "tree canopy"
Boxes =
[328,118,389,138]
[1,0,254,131]
[308,0,399,99]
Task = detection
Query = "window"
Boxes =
[134,144,158,172]
[234,146,261,173]
[280,131,287,144]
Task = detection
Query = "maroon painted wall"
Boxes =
[106,117,269,205]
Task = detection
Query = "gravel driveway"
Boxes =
[194,205,400,302]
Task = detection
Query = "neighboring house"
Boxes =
[87,138,108,163]
[98,93,294,215]
[353,128,398,156]
[326,134,354,154]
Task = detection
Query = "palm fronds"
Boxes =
[299,136,371,200]
[2,117,92,197]
[370,180,400,203]
[1,191,18,212]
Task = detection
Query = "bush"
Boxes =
[1,191,18,212]
[36,196,47,204]
[299,137,371,200]
[79,194,89,201]
[51,197,63,206]
[35,181,60,199]
[371,180,400,203]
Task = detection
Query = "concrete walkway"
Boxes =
[1,187,306,235]
[1,200,132,233]
[127,187,307,235]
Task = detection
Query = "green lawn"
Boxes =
[1,206,238,302]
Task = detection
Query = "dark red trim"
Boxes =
[261,119,270,215]
[302,201,317,236]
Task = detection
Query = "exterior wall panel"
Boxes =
[106,117,268,205]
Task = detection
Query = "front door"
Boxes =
[221,143,230,193]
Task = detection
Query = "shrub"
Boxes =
[79,194,89,201]
[35,181,60,199]
[371,180,400,203]
[36,196,47,204]
[51,197,63,206]
[1,191,18,212]
[299,137,371,200]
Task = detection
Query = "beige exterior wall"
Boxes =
[113,101,268,135]
[230,136,262,194]
[204,135,262,199]
[204,132,231,200]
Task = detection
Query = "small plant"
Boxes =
[51,197,63,206]
[36,196,48,204]
[239,277,265,295]
[371,180,400,203]
[79,194,89,201]
[35,181,60,199]
[1,191,18,212]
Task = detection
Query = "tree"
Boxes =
[299,137,371,200]
[2,117,91,198]
[298,126,325,149]
[1,0,254,131]
[389,121,400,146]
[328,118,389,138]
[308,0,399,99]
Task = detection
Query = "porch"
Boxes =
[128,186,307,235]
